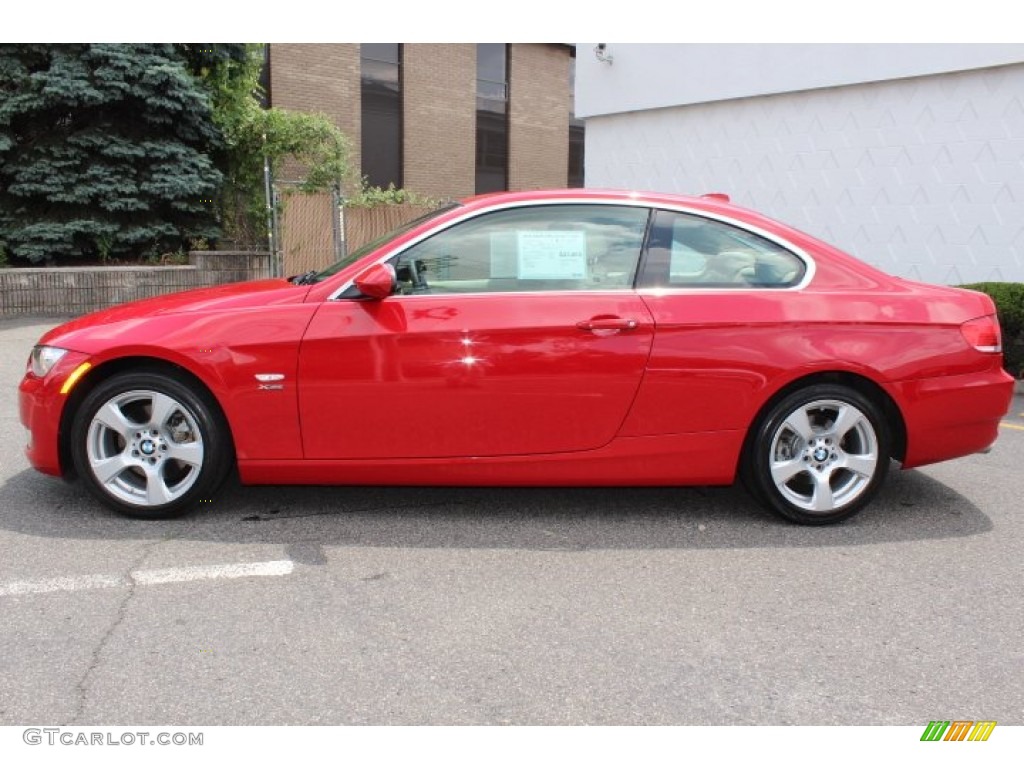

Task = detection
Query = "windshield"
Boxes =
[313,203,462,281]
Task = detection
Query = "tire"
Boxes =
[70,370,233,519]
[744,384,890,525]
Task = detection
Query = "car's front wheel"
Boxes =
[745,385,890,525]
[70,370,232,519]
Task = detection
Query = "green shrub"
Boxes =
[961,282,1024,378]
[345,182,438,208]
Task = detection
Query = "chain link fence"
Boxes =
[272,183,437,278]
[274,184,342,277]
[343,204,437,254]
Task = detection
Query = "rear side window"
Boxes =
[641,210,806,288]
[388,204,650,294]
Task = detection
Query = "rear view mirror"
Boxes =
[353,263,397,300]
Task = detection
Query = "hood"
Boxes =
[39,278,307,349]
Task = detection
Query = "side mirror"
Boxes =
[353,263,396,300]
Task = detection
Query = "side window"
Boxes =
[388,204,649,294]
[642,210,806,288]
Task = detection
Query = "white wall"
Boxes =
[577,43,1024,117]
[583,57,1024,284]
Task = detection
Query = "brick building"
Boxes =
[266,43,583,200]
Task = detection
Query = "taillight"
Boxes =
[960,315,1002,353]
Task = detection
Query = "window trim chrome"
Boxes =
[327,197,817,301]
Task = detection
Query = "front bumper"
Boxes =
[18,350,92,477]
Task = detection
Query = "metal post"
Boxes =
[271,186,283,278]
[333,185,347,261]
[262,140,278,277]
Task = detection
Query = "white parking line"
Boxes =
[0,560,295,597]
[0,573,124,596]
[133,560,295,585]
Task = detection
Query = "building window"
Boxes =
[568,55,585,188]
[258,44,271,108]
[361,44,402,189]
[475,44,509,194]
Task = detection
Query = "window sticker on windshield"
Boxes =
[516,231,587,280]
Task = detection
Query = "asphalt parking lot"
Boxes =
[1,316,1022,726]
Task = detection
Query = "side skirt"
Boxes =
[237,430,744,487]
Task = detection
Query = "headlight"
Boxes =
[29,346,68,377]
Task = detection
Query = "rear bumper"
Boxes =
[892,365,1015,469]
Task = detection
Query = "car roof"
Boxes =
[457,188,757,224]
[461,187,729,208]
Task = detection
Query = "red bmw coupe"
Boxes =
[19,189,1014,524]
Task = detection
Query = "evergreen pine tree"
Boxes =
[0,44,223,263]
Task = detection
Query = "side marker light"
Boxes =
[60,362,93,395]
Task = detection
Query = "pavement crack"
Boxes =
[66,533,181,725]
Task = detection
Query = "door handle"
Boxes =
[576,317,639,333]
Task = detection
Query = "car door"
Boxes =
[297,203,655,459]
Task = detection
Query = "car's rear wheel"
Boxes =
[745,385,890,524]
[70,371,232,519]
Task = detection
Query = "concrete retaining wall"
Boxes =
[0,252,272,317]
